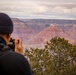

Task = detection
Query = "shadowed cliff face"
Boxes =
[67,26,76,44]
[11,18,40,43]
[67,26,76,39]
[11,18,76,49]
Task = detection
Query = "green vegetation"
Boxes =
[24,37,76,75]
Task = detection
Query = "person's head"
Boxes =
[0,13,13,45]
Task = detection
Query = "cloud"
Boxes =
[0,0,76,19]
[0,1,48,15]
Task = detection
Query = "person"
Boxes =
[0,13,33,75]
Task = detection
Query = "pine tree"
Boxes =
[45,37,76,75]
[24,37,76,75]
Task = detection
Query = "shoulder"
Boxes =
[0,50,27,62]
[0,50,30,68]
[0,51,33,75]
[7,51,27,60]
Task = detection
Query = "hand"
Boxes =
[14,38,23,54]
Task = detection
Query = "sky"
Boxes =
[0,0,76,19]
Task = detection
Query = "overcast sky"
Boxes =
[0,0,76,19]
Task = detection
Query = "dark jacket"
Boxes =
[0,37,33,75]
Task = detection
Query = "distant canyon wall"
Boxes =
[12,18,76,50]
